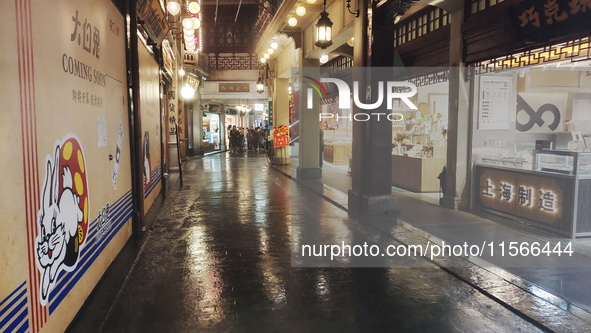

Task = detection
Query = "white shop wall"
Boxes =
[472,66,591,163]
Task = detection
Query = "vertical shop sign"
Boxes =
[268,101,273,128]
[168,89,177,139]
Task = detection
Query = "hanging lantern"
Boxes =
[256,75,264,94]
[188,1,201,14]
[314,0,333,49]
[182,18,195,30]
[167,0,181,16]
[192,17,201,30]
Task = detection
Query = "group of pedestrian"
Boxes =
[227,125,268,153]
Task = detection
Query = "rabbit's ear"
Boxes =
[51,145,60,205]
[41,159,52,213]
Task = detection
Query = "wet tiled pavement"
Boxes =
[69,153,590,332]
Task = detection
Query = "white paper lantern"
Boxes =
[167,1,181,16]
[182,18,195,30]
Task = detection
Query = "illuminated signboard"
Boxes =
[219,83,250,92]
[475,166,574,230]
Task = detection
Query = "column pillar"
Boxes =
[297,60,322,179]
[273,78,291,165]
[442,8,470,209]
[348,0,396,215]
[191,100,205,156]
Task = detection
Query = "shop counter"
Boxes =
[391,155,446,192]
[473,163,591,238]
[324,142,352,164]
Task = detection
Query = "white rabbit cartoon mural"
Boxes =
[36,135,89,306]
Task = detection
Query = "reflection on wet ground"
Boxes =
[69,153,582,332]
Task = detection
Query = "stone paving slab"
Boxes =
[272,159,591,332]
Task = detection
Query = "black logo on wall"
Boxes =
[516,94,560,132]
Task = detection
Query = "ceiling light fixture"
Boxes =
[296,5,307,17]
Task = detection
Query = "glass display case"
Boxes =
[474,150,591,237]
[534,150,591,176]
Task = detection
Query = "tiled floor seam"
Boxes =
[269,162,591,333]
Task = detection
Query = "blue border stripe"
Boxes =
[4,307,28,333]
[51,192,133,290]
[0,298,27,330]
[50,206,132,313]
[145,176,162,198]
[15,316,29,333]
[49,195,132,302]
[88,190,133,235]
[49,204,132,313]
[0,288,26,319]
[49,203,133,313]
[0,282,26,309]
[144,164,162,198]
[82,192,133,250]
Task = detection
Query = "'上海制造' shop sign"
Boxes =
[475,166,574,229]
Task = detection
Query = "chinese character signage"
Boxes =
[219,83,250,92]
[273,126,289,147]
[475,166,574,232]
[136,0,169,45]
[511,0,591,42]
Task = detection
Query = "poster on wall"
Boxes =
[138,42,162,208]
[478,76,512,130]
[1,0,131,331]
[273,126,289,147]
[36,135,89,306]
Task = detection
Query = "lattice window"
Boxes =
[468,37,591,77]
[407,69,449,87]
[206,53,264,70]
[320,56,353,77]
[469,0,505,15]
[394,7,450,48]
